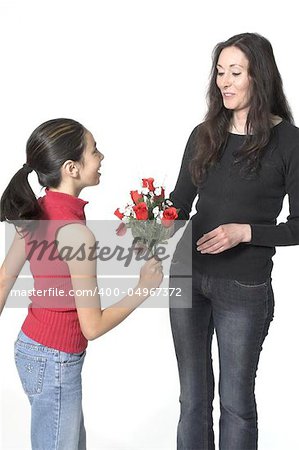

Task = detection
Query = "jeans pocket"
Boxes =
[233,279,268,288]
[14,350,47,396]
[61,350,86,367]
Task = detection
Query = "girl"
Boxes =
[0,118,163,449]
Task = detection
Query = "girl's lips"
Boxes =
[223,93,235,97]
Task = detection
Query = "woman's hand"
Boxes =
[139,257,163,289]
[196,223,252,254]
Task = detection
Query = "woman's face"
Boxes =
[79,130,104,187]
[216,46,251,114]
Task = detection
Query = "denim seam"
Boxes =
[260,283,274,349]
[54,361,61,450]
[37,360,46,394]
[233,280,268,289]
[203,312,213,450]
[247,286,269,423]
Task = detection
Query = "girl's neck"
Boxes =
[48,184,82,198]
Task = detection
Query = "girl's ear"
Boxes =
[61,160,80,178]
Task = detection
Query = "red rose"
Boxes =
[114,208,124,220]
[133,202,148,220]
[130,190,143,204]
[116,222,127,236]
[142,177,155,191]
[161,207,178,227]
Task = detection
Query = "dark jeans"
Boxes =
[169,272,275,450]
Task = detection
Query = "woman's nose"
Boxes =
[222,74,232,88]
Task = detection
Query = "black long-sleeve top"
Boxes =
[169,120,299,282]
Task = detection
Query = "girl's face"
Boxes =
[216,46,251,114]
[78,130,104,187]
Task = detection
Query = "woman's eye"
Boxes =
[217,72,224,76]
[232,73,241,76]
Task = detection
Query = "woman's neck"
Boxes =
[230,110,248,135]
[230,112,282,135]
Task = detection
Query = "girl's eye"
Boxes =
[217,72,224,76]
[232,73,241,76]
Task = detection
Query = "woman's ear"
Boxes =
[62,160,80,178]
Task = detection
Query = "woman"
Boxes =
[169,33,299,450]
[0,118,163,449]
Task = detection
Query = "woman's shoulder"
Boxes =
[190,121,205,134]
[272,119,299,164]
[273,119,299,156]
[186,122,206,143]
[275,118,299,138]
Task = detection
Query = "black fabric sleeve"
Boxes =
[250,143,299,247]
[169,126,199,221]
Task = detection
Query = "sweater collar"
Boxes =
[44,187,89,220]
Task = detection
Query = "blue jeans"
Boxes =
[169,272,275,450]
[14,330,86,450]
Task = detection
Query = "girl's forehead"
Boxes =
[84,130,95,146]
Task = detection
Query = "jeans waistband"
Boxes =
[15,330,87,361]
[16,330,59,355]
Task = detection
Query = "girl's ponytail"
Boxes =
[0,163,42,230]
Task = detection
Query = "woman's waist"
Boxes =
[191,210,276,233]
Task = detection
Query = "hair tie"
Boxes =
[23,163,33,173]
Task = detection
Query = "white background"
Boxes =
[0,1,298,449]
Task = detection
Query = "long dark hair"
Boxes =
[190,32,294,185]
[0,118,86,230]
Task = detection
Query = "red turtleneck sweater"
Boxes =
[21,188,89,352]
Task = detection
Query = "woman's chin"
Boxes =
[223,103,234,110]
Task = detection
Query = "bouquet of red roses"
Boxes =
[114,177,178,256]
